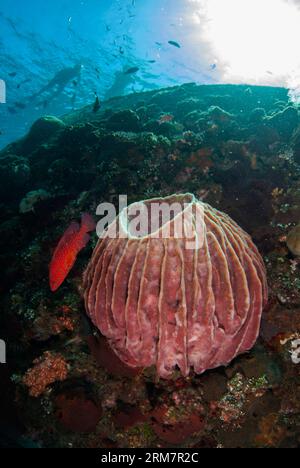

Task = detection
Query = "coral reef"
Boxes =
[23,352,68,397]
[1,83,300,447]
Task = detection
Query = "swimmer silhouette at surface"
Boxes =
[13,63,82,111]
[104,66,158,100]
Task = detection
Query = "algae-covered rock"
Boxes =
[292,126,300,164]
[143,119,181,137]
[249,107,267,123]
[287,223,300,256]
[105,109,141,132]
[265,106,299,139]
[207,105,234,123]
[144,104,162,118]
[26,115,66,143]
[0,154,31,200]
[19,189,51,213]
[176,98,203,116]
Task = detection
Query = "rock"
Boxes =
[143,120,180,137]
[55,392,102,433]
[105,110,141,132]
[151,405,205,444]
[286,223,300,256]
[249,108,266,123]
[0,154,31,200]
[19,189,51,214]
[207,105,234,123]
[26,116,66,144]
[150,88,182,109]
[265,106,299,139]
[176,98,203,116]
[199,371,228,402]
[292,126,300,164]
[183,110,204,131]
[145,104,162,118]
[112,405,148,429]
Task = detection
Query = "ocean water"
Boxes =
[1,0,300,450]
[3,0,299,150]
[0,0,217,149]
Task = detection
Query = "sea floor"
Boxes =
[1,83,300,448]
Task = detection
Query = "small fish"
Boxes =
[49,213,95,292]
[168,40,181,48]
[93,95,101,113]
[147,60,156,63]
[124,67,139,75]
[158,114,174,124]
[8,72,17,77]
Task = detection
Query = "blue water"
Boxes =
[0,0,219,149]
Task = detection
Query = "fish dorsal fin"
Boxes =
[77,232,91,250]
[81,213,96,233]
[52,222,80,256]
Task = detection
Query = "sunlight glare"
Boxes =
[195,0,300,87]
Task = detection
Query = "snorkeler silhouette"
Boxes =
[32,63,82,101]
[104,65,157,100]
[104,68,134,100]
[11,63,82,112]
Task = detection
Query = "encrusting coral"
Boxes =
[23,351,68,397]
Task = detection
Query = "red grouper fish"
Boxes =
[49,213,96,292]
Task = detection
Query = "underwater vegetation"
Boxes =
[1,83,300,448]
[84,193,267,378]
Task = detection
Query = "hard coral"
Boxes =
[84,193,267,378]
[23,351,68,397]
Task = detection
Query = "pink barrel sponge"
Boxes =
[83,193,267,378]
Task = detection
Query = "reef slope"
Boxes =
[1,83,300,448]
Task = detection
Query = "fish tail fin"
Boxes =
[81,213,96,233]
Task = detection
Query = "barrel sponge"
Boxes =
[83,193,267,378]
